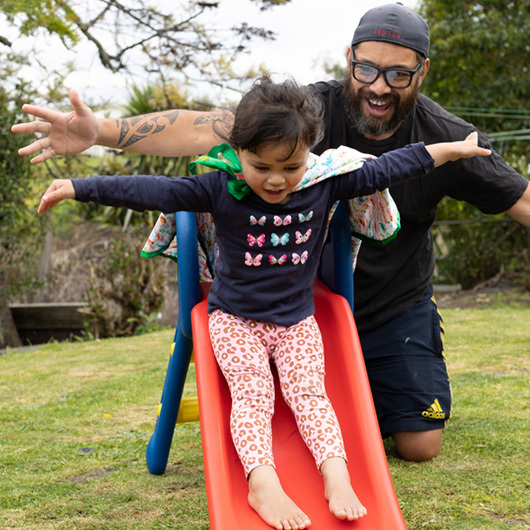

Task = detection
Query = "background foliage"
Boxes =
[0,82,47,301]
[419,0,529,133]
[0,1,288,345]
[419,0,530,288]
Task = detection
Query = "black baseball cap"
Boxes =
[351,2,430,58]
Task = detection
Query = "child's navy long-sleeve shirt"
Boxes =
[72,142,433,326]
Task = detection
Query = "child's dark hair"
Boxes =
[227,75,325,158]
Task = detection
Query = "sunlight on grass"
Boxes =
[1,304,528,529]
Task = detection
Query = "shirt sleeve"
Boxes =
[71,173,219,213]
[335,142,435,200]
[447,136,529,214]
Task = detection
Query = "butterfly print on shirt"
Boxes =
[295,229,312,244]
[245,252,263,266]
[247,234,266,247]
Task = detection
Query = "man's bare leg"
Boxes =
[392,429,443,462]
[321,457,367,521]
[248,465,312,529]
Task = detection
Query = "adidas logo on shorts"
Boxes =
[422,399,446,420]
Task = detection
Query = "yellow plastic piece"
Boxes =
[176,397,200,423]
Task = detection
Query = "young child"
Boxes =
[38,76,490,530]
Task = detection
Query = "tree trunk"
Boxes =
[0,293,22,349]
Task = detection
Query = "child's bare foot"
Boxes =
[321,457,367,521]
[248,465,312,529]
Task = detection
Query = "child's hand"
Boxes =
[428,131,492,168]
[38,179,76,213]
[450,131,492,161]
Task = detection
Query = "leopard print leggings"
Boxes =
[208,309,347,477]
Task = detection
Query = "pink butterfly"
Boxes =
[273,215,292,226]
[250,215,266,226]
[269,254,287,265]
[245,252,263,266]
[295,229,312,244]
[247,233,266,247]
[292,251,308,265]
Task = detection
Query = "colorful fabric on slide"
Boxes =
[141,144,401,281]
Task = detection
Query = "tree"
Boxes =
[418,0,530,289]
[419,0,530,137]
[0,0,291,85]
[0,1,292,345]
[0,79,48,347]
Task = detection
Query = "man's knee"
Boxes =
[391,429,443,462]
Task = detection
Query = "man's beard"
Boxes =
[343,74,420,139]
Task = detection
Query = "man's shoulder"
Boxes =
[414,94,473,134]
[308,79,344,97]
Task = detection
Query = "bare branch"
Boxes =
[6,0,285,83]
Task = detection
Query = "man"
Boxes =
[13,3,530,461]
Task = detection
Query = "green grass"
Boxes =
[1,303,528,529]
[387,303,530,530]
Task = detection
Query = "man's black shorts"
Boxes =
[358,285,452,439]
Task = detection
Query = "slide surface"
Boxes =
[192,280,407,529]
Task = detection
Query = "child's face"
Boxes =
[237,142,309,204]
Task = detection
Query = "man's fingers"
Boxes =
[31,148,56,165]
[69,88,87,115]
[21,103,58,123]
[11,120,51,135]
[38,195,59,213]
[17,137,51,156]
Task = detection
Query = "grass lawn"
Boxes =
[1,300,528,529]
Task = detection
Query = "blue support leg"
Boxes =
[146,327,193,475]
[145,211,201,475]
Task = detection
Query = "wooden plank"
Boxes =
[9,303,88,330]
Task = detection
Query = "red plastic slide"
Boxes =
[192,280,407,529]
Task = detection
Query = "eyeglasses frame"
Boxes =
[350,57,425,89]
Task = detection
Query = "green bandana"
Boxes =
[189,144,251,200]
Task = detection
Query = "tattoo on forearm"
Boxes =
[115,109,234,148]
[117,119,130,145]
[116,110,180,148]
[137,122,154,134]
[194,111,235,141]
[122,133,149,149]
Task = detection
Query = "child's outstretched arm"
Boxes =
[38,173,214,216]
[38,179,76,213]
[426,131,491,167]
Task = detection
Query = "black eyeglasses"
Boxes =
[350,59,424,89]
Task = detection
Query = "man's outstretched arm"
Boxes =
[11,88,234,164]
[506,183,530,228]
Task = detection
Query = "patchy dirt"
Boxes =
[36,224,180,328]
[32,224,530,318]
[434,277,530,310]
